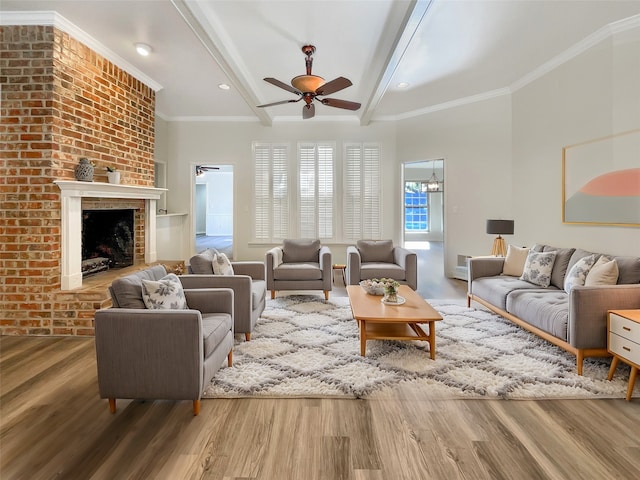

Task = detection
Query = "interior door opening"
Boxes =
[194,164,234,259]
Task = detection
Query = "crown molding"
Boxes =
[1,11,163,92]
[510,13,640,93]
[381,88,511,122]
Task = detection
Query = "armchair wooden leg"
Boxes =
[193,400,201,416]
[228,350,233,367]
[324,290,329,300]
[245,332,251,341]
[108,398,116,414]
[271,291,275,299]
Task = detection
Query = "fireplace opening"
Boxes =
[82,209,135,276]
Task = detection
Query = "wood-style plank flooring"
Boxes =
[2,245,639,479]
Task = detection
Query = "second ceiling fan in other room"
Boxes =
[257,45,361,119]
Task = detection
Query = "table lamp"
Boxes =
[486,219,514,257]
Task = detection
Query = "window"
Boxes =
[404,182,428,231]
[253,143,289,241]
[344,143,381,241]
[298,143,335,239]
[253,141,382,243]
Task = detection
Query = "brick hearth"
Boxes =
[1,25,157,335]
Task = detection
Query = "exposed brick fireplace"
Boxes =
[1,24,159,335]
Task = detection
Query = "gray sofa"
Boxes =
[187,249,266,341]
[467,245,640,374]
[94,265,234,415]
[346,240,418,290]
[266,239,332,300]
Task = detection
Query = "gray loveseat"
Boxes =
[467,245,640,374]
[94,265,234,415]
[187,249,267,341]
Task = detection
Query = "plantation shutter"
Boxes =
[343,143,381,241]
[253,143,289,241]
[298,143,335,240]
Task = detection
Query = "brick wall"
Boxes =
[0,25,156,335]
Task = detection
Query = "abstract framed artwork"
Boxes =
[562,129,640,226]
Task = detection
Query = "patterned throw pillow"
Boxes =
[141,273,188,310]
[564,254,597,292]
[212,253,234,275]
[520,251,557,287]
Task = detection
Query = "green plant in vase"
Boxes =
[382,278,400,303]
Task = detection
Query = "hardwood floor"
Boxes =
[1,253,639,479]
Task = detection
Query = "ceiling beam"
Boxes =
[171,0,273,126]
[360,0,434,126]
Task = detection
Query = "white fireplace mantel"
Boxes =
[55,181,168,290]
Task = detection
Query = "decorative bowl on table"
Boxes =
[359,279,386,295]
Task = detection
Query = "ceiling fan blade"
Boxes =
[315,77,352,96]
[320,98,361,111]
[257,98,301,108]
[264,77,301,95]
[302,103,315,119]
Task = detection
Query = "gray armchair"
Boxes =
[346,240,418,290]
[186,249,267,341]
[94,265,234,416]
[266,239,332,300]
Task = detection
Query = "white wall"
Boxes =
[511,27,640,256]
[397,95,514,277]
[163,120,397,263]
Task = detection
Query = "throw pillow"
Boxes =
[502,245,529,277]
[585,256,619,286]
[356,240,394,263]
[564,254,597,292]
[282,239,321,263]
[520,251,557,287]
[141,273,188,310]
[212,253,234,275]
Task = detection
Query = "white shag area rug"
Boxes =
[203,295,630,400]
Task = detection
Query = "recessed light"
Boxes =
[218,84,231,90]
[135,43,152,56]
[396,82,410,89]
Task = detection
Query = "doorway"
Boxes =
[194,164,234,258]
[403,159,446,292]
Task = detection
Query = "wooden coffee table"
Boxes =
[346,285,443,359]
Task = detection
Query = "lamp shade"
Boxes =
[486,219,514,235]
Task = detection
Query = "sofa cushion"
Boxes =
[506,290,569,341]
[585,256,619,286]
[520,251,557,288]
[502,245,529,276]
[282,239,320,263]
[564,254,597,292]
[613,256,640,284]
[273,262,322,280]
[471,276,552,311]
[543,246,576,289]
[360,263,405,281]
[189,249,218,274]
[357,240,394,263]
[141,273,188,310]
[567,248,597,274]
[201,314,233,358]
[212,252,234,275]
[110,265,168,309]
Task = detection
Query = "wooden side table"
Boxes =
[332,264,346,286]
[607,309,640,401]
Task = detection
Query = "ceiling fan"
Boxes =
[257,45,361,119]
[195,165,219,176]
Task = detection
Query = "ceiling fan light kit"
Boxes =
[258,45,361,119]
